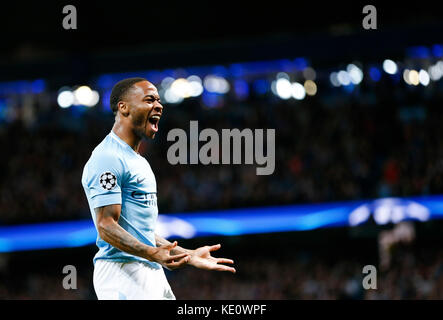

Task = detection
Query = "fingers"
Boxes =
[216,258,234,264]
[207,245,234,265]
[166,254,190,269]
[213,265,236,273]
[165,241,178,250]
[208,244,221,252]
[166,252,189,263]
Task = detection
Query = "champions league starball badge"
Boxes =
[99,172,117,191]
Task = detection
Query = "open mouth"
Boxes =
[148,115,160,133]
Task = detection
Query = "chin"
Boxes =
[145,131,156,139]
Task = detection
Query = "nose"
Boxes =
[154,102,163,113]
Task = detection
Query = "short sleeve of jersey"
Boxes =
[83,151,125,209]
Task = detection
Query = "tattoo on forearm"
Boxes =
[101,223,150,259]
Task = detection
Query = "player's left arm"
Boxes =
[155,234,236,273]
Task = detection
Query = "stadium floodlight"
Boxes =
[403,69,411,85]
[304,80,317,96]
[383,59,398,74]
[276,72,290,80]
[429,64,443,81]
[84,90,100,107]
[408,70,419,86]
[187,75,204,97]
[203,75,230,94]
[161,77,175,89]
[418,69,430,86]
[347,64,363,85]
[291,82,306,100]
[337,71,351,86]
[170,78,191,98]
[329,72,341,87]
[57,90,74,108]
[164,87,184,104]
[74,86,94,106]
[186,75,202,84]
[275,78,292,99]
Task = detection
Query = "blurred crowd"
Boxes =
[1,75,443,224]
[1,242,442,299]
[169,242,443,299]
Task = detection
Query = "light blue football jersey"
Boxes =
[81,130,161,269]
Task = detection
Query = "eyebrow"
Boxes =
[143,94,161,100]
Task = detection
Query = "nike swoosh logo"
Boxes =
[136,177,146,184]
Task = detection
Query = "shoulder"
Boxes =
[84,135,127,176]
[97,134,127,157]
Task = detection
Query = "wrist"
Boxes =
[171,245,194,256]
[144,245,159,262]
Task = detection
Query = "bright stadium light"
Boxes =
[403,69,411,85]
[166,77,204,99]
[170,78,191,98]
[276,72,290,80]
[349,205,371,226]
[187,75,202,84]
[329,72,341,87]
[203,75,230,94]
[164,87,184,104]
[373,206,391,225]
[74,86,93,105]
[429,64,443,81]
[84,90,100,107]
[271,80,277,95]
[418,69,430,86]
[304,80,317,96]
[275,78,292,99]
[291,82,306,100]
[383,59,398,74]
[187,75,204,97]
[57,90,74,108]
[408,70,419,86]
[161,77,175,89]
[347,64,363,84]
[337,71,351,86]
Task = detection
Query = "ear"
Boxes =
[117,101,129,117]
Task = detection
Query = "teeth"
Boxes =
[151,115,160,120]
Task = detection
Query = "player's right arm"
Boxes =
[95,204,190,270]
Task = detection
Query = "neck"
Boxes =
[112,120,141,152]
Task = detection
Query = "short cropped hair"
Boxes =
[109,77,147,115]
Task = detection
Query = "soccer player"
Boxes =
[81,77,236,300]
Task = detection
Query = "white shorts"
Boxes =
[93,260,175,300]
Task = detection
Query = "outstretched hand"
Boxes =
[151,241,191,271]
[189,244,236,273]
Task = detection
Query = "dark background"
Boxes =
[1,2,443,79]
[1,1,443,300]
